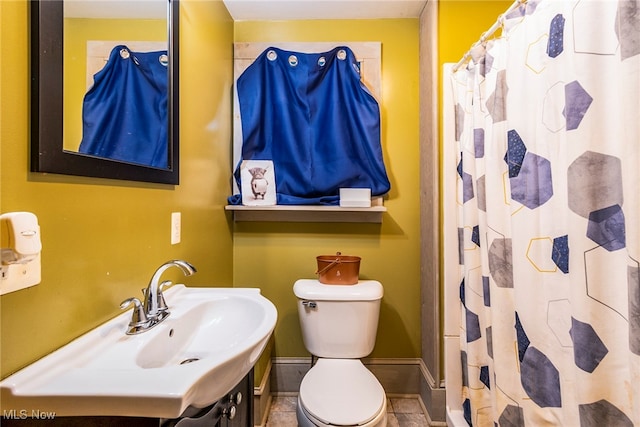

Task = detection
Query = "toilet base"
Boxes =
[296,395,387,427]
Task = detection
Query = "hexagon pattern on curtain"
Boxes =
[449,0,640,425]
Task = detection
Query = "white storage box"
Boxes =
[339,188,372,208]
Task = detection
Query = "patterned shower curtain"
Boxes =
[448,0,639,425]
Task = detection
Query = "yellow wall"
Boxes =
[0,0,234,378]
[438,1,513,65]
[233,20,422,359]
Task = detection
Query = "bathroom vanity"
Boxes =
[1,286,276,427]
[163,370,254,427]
[1,371,253,427]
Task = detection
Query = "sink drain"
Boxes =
[180,357,200,365]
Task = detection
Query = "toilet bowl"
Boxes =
[296,359,387,427]
[294,279,387,427]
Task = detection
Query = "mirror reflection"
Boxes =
[30,0,179,184]
[63,0,169,169]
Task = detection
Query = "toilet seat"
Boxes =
[299,358,386,426]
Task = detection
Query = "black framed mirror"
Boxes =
[30,0,180,185]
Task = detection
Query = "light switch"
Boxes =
[171,212,181,245]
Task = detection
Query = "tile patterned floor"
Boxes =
[265,395,430,426]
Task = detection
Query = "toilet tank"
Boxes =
[293,279,383,358]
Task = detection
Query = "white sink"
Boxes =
[0,285,277,418]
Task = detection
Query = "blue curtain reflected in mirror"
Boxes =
[79,45,169,169]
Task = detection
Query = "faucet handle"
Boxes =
[120,297,148,326]
[159,280,173,292]
[157,280,173,313]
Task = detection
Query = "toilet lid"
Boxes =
[299,359,385,426]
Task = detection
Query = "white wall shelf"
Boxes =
[225,199,386,223]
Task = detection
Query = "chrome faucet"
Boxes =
[120,260,197,335]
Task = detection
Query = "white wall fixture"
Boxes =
[0,212,42,295]
[171,212,181,245]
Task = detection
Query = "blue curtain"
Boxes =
[79,45,168,169]
[229,46,390,205]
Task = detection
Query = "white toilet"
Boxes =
[294,279,387,427]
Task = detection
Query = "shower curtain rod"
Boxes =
[452,0,527,72]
